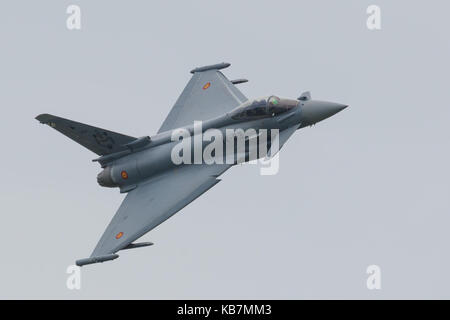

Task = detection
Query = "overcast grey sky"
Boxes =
[1,0,449,299]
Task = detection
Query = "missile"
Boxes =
[75,254,119,267]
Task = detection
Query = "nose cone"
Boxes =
[300,100,348,126]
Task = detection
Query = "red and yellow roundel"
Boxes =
[115,232,124,239]
[121,170,128,180]
[202,82,211,90]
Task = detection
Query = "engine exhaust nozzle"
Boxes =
[97,167,117,188]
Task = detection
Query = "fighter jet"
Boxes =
[36,62,347,266]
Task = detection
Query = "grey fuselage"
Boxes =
[96,97,346,192]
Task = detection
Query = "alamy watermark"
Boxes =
[367,5,381,30]
[66,5,81,30]
[170,121,280,175]
[366,264,382,290]
[66,265,81,290]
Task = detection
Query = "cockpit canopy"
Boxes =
[230,96,298,121]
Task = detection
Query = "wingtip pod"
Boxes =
[35,113,53,124]
[190,62,231,74]
[75,253,119,267]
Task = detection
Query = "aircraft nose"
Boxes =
[301,100,348,125]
